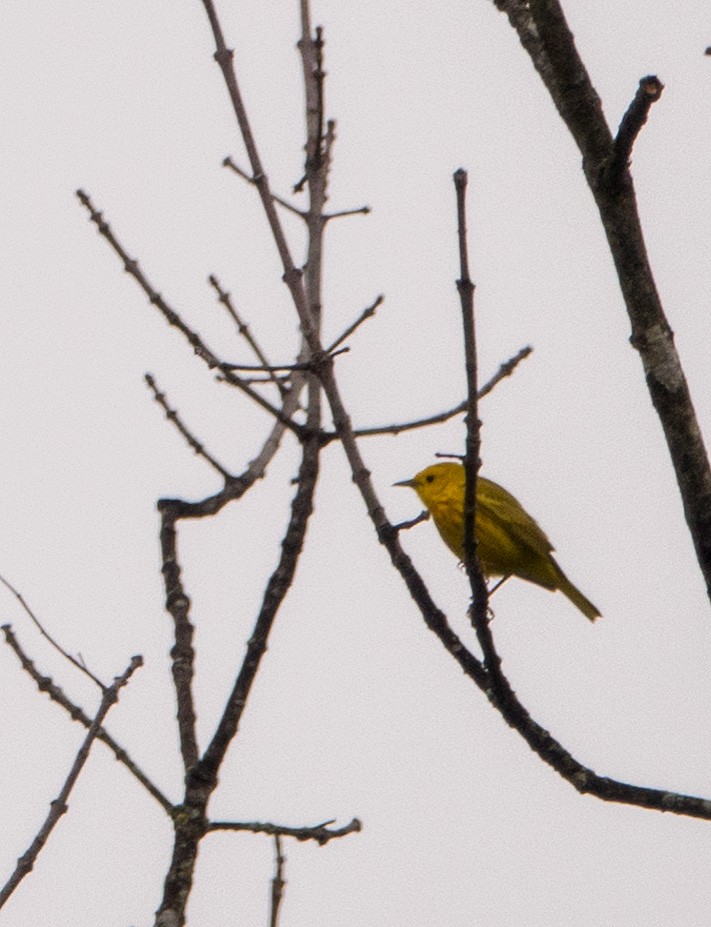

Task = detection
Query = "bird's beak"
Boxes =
[393,478,415,488]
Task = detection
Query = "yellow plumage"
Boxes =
[395,462,600,621]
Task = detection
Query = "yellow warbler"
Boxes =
[395,462,600,621]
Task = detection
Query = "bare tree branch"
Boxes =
[145,374,234,481]
[223,156,306,217]
[324,204,371,220]
[325,295,383,354]
[452,169,491,648]
[312,168,711,824]
[608,75,664,183]
[270,835,286,927]
[318,345,533,444]
[75,190,303,439]
[0,654,142,909]
[208,273,287,396]
[153,7,342,924]
[0,573,105,689]
[222,346,348,375]
[497,0,711,603]
[155,420,322,924]
[206,817,362,846]
[199,0,318,349]
[2,625,173,813]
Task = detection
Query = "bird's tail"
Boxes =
[556,572,601,622]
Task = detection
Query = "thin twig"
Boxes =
[155,372,307,524]
[392,511,430,533]
[208,273,286,396]
[324,205,371,221]
[0,654,142,909]
[222,157,306,217]
[607,75,664,184]
[2,625,173,813]
[145,374,234,481]
[199,0,318,351]
[325,295,383,354]
[219,373,291,386]
[0,573,105,689]
[318,345,533,443]
[207,817,362,847]
[75,190,302,439]
[222,347,348,374]
[270,835,286,927]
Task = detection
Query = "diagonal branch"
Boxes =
[197,419,321,783]
[314,169,711,821]
[145,374,234,481]
[154,403,322,925]
[199,0,317,347]
[0,654,142,909]
[325,295,383,354]
[498,0,711,603]
[0,573,105,689]
[2,625,173,813]
[208,274,287,396]
[318,344,532,444]
[75,190,303,439]
[223,157,306,218]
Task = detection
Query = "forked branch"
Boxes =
[497,0,711,602]
[0,653,142,909]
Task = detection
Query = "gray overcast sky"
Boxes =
[2,2,711,924]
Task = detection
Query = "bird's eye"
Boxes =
[425,474,435,483]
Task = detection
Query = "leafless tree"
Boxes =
[4,2,711,925]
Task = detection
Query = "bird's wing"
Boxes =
[477,477,555,554]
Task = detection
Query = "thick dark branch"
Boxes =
[197,424,321,783]
[207,817,362,847]
[2,625,172,813]
[497,1,711,604]
[0,654,142,909]
[524,0,612,162]
[155,404,323,921]
[159,510,199,773]
[437,637,711,820]
[607,75,664,184]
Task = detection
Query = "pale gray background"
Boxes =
[2,2,711,924]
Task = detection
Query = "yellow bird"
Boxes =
[395,462,600,621]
